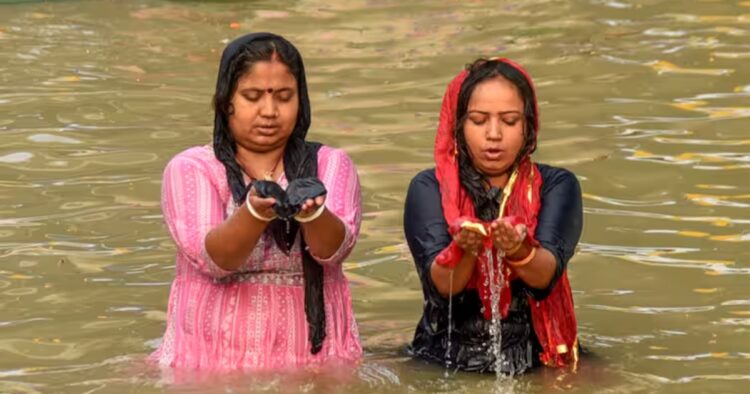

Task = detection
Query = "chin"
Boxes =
[479,165,512,177]
[237,138,285,153]
[254,133,287,144]
[476,159,507,171]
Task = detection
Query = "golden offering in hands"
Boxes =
[460,221,487,236]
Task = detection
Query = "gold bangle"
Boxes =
[504,241,523,256]
[507,246,536,268]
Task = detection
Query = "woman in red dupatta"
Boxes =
[404,58,582,373]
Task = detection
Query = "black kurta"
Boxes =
[404,164,582,373]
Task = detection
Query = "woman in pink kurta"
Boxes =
[150,33,362,370]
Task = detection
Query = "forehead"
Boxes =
[236,60,297,89]
[468,77,523,110]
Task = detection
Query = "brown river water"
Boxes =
[1,0,749,392]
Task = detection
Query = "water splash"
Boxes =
[485,248,505,379]
[444,270,454,377]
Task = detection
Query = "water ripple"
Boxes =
[1,0,749,392]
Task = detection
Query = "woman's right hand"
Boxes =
[432,226,485,297]
[453,227,484,255]
[205,184,278,272]
[247,185,277,222]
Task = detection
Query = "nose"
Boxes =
[486,117,502,141]
[259,95,277,118]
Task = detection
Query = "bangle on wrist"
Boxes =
[504,241,523,256]
[295,204,325,223]
[506,246,536,268]
[246,193,276,222]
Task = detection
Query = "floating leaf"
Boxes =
[678,231,709,238]
[8,274,33,280]
[113,65,146,74]
[671,100,708,111]
[30,12,53,19]
[58,76,81,82]
[712,52,750,59]
[648,60,733,76]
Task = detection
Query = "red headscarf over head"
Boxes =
[433,59,578,368]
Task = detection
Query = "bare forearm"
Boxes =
[507,243,556,289]
[205,204,268,271]
[300,209,345,259]
[430,251,477,297]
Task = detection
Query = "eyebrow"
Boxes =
[468,110,522,115]
[239,87,295,94]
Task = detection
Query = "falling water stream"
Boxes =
[444,269,454,377]
[486,249,504,378]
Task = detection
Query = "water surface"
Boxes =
[1,0,749,392]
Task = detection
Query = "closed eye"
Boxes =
[242,91,262,102]
[502,116,521,126]
[276,90,294,102]
[469,115,487,125]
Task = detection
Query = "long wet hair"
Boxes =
[211,33,325,354]
[454,59,538,221]
[213,34,313,205]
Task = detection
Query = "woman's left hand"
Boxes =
[490,218,527,254]
[297,195,327,221]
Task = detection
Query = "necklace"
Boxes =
[241,154,283,182]
[261,155,283,181]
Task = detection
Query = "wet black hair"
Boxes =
[212,34,311,205]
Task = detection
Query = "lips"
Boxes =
[255,124,280,135]
[482,148,504,161]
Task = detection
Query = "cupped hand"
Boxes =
[454,227,484,255]
[296,195,326,220]
[490,218,527,254]
[247,185,277,220]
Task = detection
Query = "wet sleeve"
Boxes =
[526,168,583,299]
[161,155,235,278]
[404,170,452,304]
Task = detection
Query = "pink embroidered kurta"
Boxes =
[150,145,362,370]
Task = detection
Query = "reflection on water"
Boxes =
[1,0,748,392]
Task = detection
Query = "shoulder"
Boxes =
[536,163,580,195]
[317,145,355,172]
[165,145,222,174]
[318,144,352,161]
[408,168,439,191]
[404,168,446,238]
[406,168,442,206]
[163,146,229,198]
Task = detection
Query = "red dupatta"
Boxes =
[433,59,578,368]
